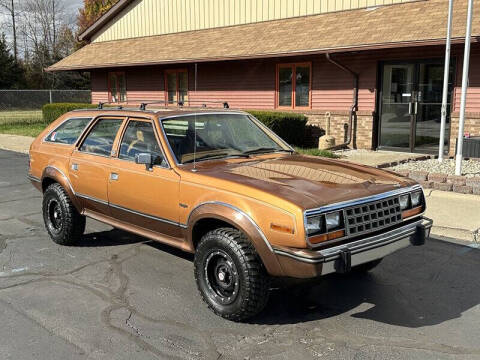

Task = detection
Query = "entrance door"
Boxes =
[378,60,454,153]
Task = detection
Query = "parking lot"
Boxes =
[0,149,479,359]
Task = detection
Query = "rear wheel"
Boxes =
[194,227,270,321]
[42,183,85,246]
[351,259,382,273]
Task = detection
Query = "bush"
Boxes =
[248,110,307,146]
[42,103,97,123]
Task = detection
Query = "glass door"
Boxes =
[379,60,454,153]
[415,63,454,152]
[379,64,415,149]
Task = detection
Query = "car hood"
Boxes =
[183,154,416,210]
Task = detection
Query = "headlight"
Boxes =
[325,211,341,231]
[411,191,422,207]
[306,216,323,235]
[399,194,410,210]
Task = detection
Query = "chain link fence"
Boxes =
[0,90,91,124]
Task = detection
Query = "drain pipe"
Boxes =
[325,53,359,150]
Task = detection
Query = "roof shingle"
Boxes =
[49,0,480,71]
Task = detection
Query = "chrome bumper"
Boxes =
[273,216,432,276]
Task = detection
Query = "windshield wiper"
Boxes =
[243,147,293,155]
[183,152,250,164]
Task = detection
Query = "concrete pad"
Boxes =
[0,134,34,154]
[336,149,428,167]
[425,189,480,241]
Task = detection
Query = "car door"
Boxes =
[108,118,182,239]
[69,117,125,215]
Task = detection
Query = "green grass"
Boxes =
[0,110,43,125]
[295,147,339,158]
[0,121,48,137]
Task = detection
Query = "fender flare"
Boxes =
[186,202,284,276]
[41,166,82,212]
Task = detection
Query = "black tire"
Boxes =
[42,183,86,246]
[351,259,382,273]
[194,227,270,321]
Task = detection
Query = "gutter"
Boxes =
[325,53,359,150]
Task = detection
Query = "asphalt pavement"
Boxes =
[0,149,479,360]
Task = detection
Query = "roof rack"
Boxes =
[178,100,229,109]
[97,101,127,110]
[139,100,230,111]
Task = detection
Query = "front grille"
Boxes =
[344,196,402,236]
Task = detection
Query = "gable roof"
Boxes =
[78,0,133,42]
[50,0,480,72]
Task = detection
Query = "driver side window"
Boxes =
[119,120,166,167]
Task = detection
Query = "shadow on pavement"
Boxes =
[73,226,479,329]
[74,228,145,247]
[253,238,480,327]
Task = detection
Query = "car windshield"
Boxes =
[161,113,292,164]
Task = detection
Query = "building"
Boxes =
[48,0,480,154]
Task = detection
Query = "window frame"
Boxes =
[115,117,170,168]
[164,69,188,106]
[275,62,312,110]
[77,116,126,158]
[108,71,127,103]
[43,117,93,146]
[158,112,293,166]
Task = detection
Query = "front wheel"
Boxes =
[42,183,86,246]
[194,227,270,321]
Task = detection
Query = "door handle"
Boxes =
[71,163,78,171]
[414,102,418,115]
[408,103,413,115]
[110,173,119,181]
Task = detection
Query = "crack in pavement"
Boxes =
[0,242,220,359]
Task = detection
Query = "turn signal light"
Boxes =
[270,223,294,234]
[402,206,423,219]
[309,229,345,244]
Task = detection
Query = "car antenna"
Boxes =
[193,63,198,172]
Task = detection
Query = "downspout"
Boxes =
[325,53,359,150]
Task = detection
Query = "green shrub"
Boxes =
[42,103,97,124]
[294,147,339,158]
[247,110,307,146]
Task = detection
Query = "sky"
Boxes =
[0,0,86,33]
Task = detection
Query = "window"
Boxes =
[45,118,91,144]
[119,120,166,166]
[276,63,311,109]
[162,113,289,164]
[79,118,123,156]
[108,72,127,103]
[165,70,188,105]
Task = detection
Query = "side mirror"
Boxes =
[135,153,153,170]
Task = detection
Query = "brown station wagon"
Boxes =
[28,107,432,321]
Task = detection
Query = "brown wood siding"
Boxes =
[90,44,480,114]
[453,50,480,113]
[91,71,109,103]
[126,66,164,103]
[187,61,275,109]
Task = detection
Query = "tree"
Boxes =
[0,33,23,88]
[77,0,117,35]
[0,0,18,61]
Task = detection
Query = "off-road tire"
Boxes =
[351,259,382,273]
[42,183,86,246]
[194,227,270,321]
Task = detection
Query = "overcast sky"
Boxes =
[1,0,86,35]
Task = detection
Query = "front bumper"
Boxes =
[272,216,432,278]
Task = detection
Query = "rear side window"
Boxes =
[119,120,167,166]
[45,118,91,145]
[79,118,123,156]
